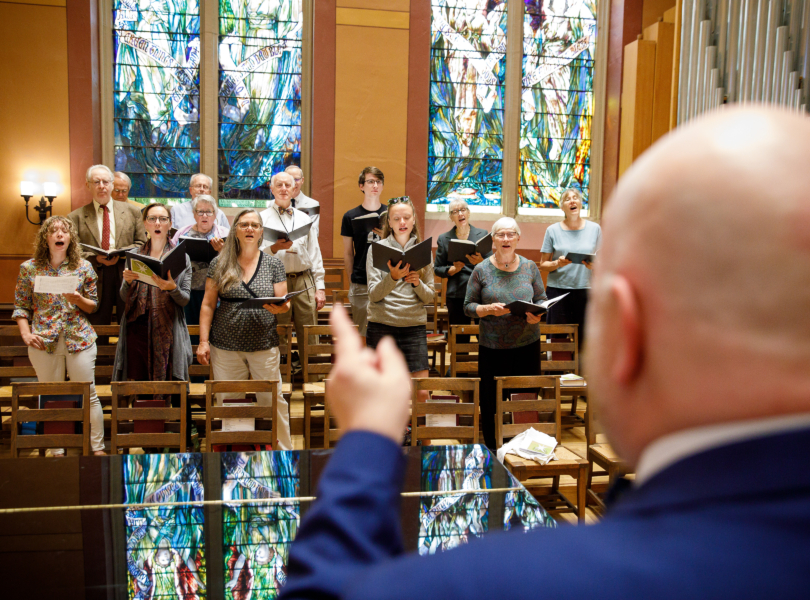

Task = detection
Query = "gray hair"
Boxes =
[491,217,521,237]
[86,165,113,182]
[448,198,469,219]
[285,165,303,178]
[271,172,294,186]
[211,209,262,292]
[189,173,213,188]
[559,188,583,206]
[191,195,217,212]
[113,171,131,187]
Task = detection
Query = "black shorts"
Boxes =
[366,322,429,373]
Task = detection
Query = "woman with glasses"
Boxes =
[113,203,194,445]
[13,216,106,455]
[197,209,293,449]
[539,189,601,345]
[366,197,435,407]
[464,217,546,450]
[434,199,492,346]
[171,195,229,330]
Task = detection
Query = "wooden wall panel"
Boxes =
[646,21,676,143]
[618,39,656,177]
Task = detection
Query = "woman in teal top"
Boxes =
[464,217,546,450]
[540,188,601,345]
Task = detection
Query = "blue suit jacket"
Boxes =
[281,428,810,599]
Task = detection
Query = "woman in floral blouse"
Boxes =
[13,215,105,455]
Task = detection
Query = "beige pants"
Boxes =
[348,283,370,336]
[28,336,104,453]
[209,344,291,450]
[277,270,318,348]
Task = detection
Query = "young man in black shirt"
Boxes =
[340,166,386,340]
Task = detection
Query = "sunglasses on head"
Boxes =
[387,196,410,205]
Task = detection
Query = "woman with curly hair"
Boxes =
[13,215,105,455]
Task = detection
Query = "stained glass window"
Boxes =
[519,0,597,214]
[418,445,491,555]
[113,0,201,202]
[218,0,302,206]
[427,0,508,213]
[123,454,206,600]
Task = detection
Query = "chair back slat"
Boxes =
[495,376,562,447]
[111,381,187,453]
[411,378,480,445]
[205,380,278,450]
[11,381,92,457]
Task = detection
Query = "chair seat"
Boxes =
[504,445,588,477]
[303,382,325,396]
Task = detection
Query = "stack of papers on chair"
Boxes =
[497,427,558,465]
[560,373,586,387]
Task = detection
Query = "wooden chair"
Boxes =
[321,379,342,448]
[331,289,350,310]
[495,375,588,522]
[539,324,585,426]
[10,382,92,457]
[586,402,631,514]
[449,324,479,377]
[324,267,345,294]
[111,381,187,453]
[204,380,279,450]
[277,323,293,396]
[411,378,480,445]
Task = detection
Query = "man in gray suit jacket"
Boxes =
[68,165,148,325]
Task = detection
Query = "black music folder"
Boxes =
[447,234,493,263]
[125,240,187,282]
[565,251,597,265]
[503,293,568,316]
[80,244,137,259]
[236,287,311,310]
[371,238,433,273]
[180,236,220,263]
[262,221,313,244]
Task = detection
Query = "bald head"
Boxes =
[588,107,810,465]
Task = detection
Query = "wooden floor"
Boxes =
[0,369,607,525]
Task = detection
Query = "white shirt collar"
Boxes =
[635,412,810,486]
[92,199,111,212]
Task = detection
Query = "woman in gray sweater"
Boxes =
[366,197,434,403]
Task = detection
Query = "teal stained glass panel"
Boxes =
[113,0,201,200]
[218,0,302,203]
[520,0,597,210]
[221,452,300,599]
[418,446,491,555]
[123,454,206,600]
[428,1,508,209]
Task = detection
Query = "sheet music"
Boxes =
[33,275,80,295]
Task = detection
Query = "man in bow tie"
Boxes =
[260,172,326,353]
[285,165,320,239]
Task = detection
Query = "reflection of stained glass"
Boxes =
[218,0,302,206]
[519,0,597,212]
[222,452,299,599]
[113,0,201,202]
[418,445,491,555]
[503,471,556,531]
[428,1,508,211]
[123,454,206,600]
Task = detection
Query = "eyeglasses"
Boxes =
[90,179,112,187]
[293,177,303,183]
[364,179,383,186]
[449,207,469,216]
[145,216,171,224]
[388,196,410,205]
[237,222,262,230]
[195,210,214,216]
[494,232,518,240]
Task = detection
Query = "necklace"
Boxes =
[496,254,516,269]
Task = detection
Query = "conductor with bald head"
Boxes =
[279,107,810,600]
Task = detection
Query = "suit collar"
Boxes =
[608,426,810,517]
[82,202,101,246]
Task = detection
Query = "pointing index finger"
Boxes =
[330,304,362,362]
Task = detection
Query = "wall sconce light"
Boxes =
[21,181,57,225]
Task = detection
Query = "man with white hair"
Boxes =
[68,165,148,325]
[261,171,326,354]
[279,107,810,599]
[170,173,230,230]
[111,172,143,209]
[285,165,320,239]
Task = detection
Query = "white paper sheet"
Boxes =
[33,275,80,295]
